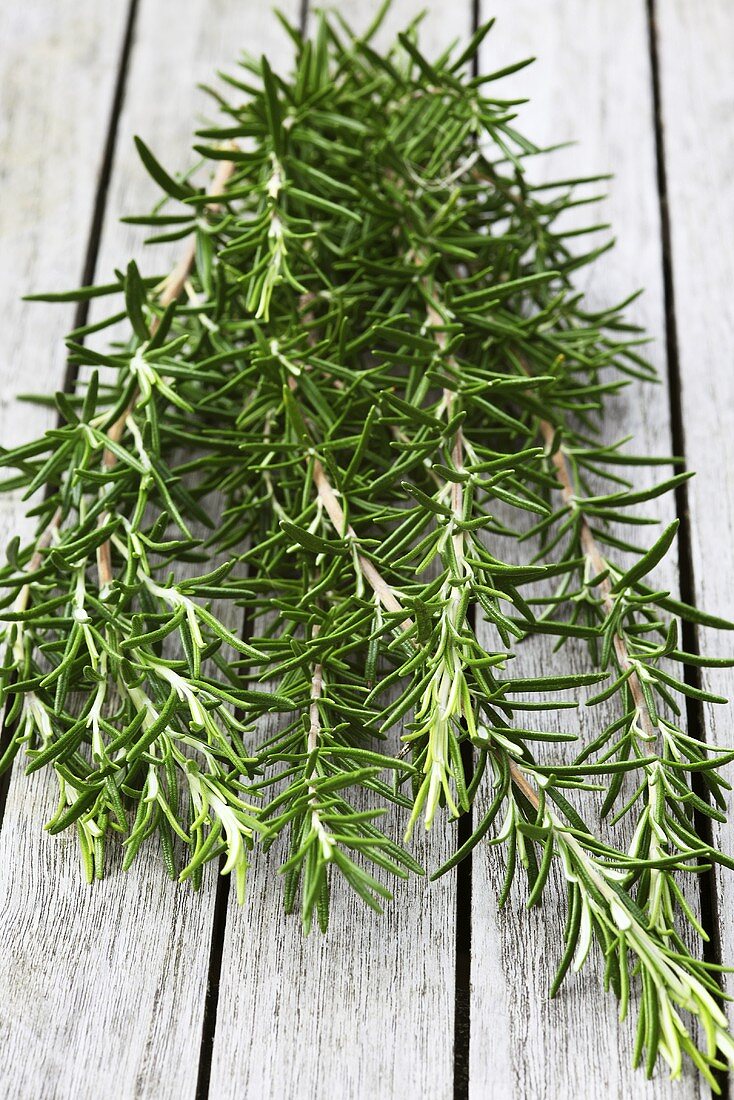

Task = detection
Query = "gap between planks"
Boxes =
[654,2,734,1097]
[645,6,727,1079]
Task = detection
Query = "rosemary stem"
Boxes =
[103,155,238,464]
[313,452,543,812]
[307,634,333,859]
[289,289,409,624]
[14,505,63,617]
[94,155,238,590]
[312,458,407,623]
[297,268,542,815]
[507,757,541,810]
[538,414,658,740]
[308,662,323,755]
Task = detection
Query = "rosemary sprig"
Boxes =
[2,4,734,1086]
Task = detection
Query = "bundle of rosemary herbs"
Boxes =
[2,4,734,1086]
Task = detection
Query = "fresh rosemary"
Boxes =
[2,4,734,1086]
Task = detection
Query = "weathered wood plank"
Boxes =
[655,0,734,1070]
[209,5,472,1098]
[6,4,729,1098]
[0,4,296,1099]
[0,0,129,541]
[0,5,134,1098]
[471,3,706,1096]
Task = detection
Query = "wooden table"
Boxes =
[0,2,732,1096]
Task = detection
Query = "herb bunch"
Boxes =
[2,5,734,1086]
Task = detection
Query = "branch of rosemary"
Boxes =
[95,155,238,589]
[538,416,658,741]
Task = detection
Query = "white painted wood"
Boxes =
[0,6,133,1096]
[209,6,471,1099]
[0,4,298,1099]
[0,0,128,532]
[471,3,706,1097]
[211,721,458,1100]
[3,2,732,1097]
[656,0,734,1071]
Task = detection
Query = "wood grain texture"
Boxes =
[0,4,295,1099]
[470,3,706,1097]
[208,5,471,1099]
[656,0,734,1066]
[0,0,129,536]
[0,5,134,1097]
[3,2,733,1097]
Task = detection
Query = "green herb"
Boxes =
[2,4,733,1085]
